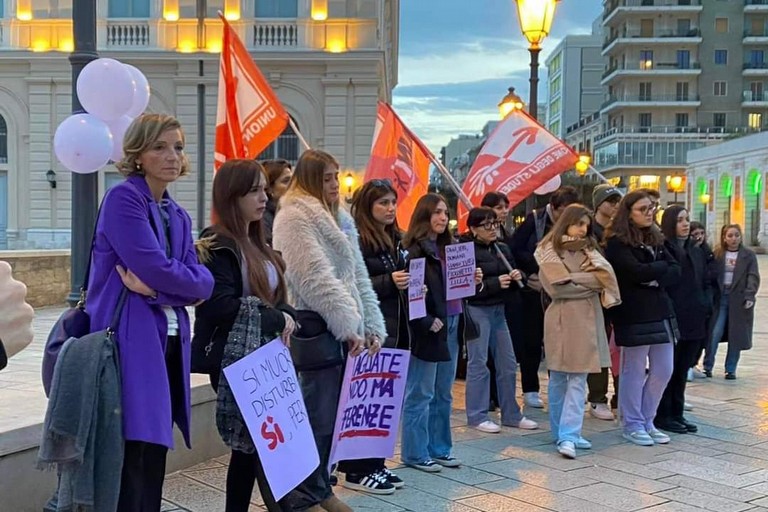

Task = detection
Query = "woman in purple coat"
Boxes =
[86,113,214,510]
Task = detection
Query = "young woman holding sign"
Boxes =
[193,159,297,512]
[460,207,537,434]
[342,179,410,494]
[273,149,387,512]
[400,194,482,473]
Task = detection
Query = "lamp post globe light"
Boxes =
[513,0,560,212]
[68,0,99,305]
[498,87,525,119]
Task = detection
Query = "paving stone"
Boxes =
[654,487,755,512]
[648,459,768,488]
[332,487,408,511]
[474,459,597,492]
[639,503,705,512]
[653,451,757,475]
[717,453,768,470]
[374,486,484,512]
[477,479,616,512]
[162,474,228,512]
[565,482,667,511]
[658,474,766,503]
[744,482,768,494]
[577,454,676,480]
[423,465,506,487]
[568,466,676,494]
[456,493,550,512]
[383,467,486,500]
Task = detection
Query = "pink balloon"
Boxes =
[54,114,113,174]
[107,115,135,162]
[77,58,135,121]
[534,175,562,195]
[124,64,151,118]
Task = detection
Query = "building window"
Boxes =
[255,0,298,17]
[31,0,73,18]
[749,113,762,129]
[714,81,727,96]
[0,115,6,164]
[715,17,728,33]
[750,81,764,101]
[640,50,654,70]
[676,82,689,101]
[714,49,728,65]
[639,113,652,132]
[108,0,149,18]
[675,113,689,129]
[677,50,691,69]
[256,119,300,164]
[750,50,765,67]
[179,0,225,17]
[549,53,561,74]
[328,0,376,17]
[639,82,652,101]
[713,113,726,127]
[549,75,561,98]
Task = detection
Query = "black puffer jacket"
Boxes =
[361,237,411,350]
[192,228,296,387]
[604,236,681,346]
[405,240,450,362]
[663,239,711,340]
[459,235,524,307]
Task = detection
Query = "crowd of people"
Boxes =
[39,114,761,512]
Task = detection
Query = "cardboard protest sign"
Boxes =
[445,242,476,301]
[408,257,426,320]
[222,338,319,500]
[328,348,410,468]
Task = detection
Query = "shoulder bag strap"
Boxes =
[79,193,110,307]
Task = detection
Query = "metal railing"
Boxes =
[605,0,700,18]
[106,19,150,47]
[253,20,298,47]
[602,94,700,108]
[746,0,768,6]
[743,91,766,101]
[603,61,701,78]
[595,125,761,142]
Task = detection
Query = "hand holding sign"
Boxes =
[407,258,427,320]
[445,242,477,301]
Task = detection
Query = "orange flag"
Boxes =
[456,110,579,231]
[214,15,289,170]
[364,102,431,227]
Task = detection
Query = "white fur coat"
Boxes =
[272,193,387,341]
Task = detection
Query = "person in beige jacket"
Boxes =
[0,261,34,370]
[534,204,621,459]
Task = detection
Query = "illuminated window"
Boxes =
[749,113,762,129]
[179,0,225,17]
[31,0,72,18]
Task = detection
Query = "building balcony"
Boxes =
[602,61,701,84]
[602,28,701,54]
[594,125,758,145]
[745,0,768,12]
[604,0,702,27]
[0,16,380,54]
[742,91,768,107]
[743,62,768,75]
[744,29,768,43]
[601,94,701,114]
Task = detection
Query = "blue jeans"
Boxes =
[619,342,674,434]
[465,304,522,426]
[401,315,459,464]
[704,293,741,373]
[548,371,587,444]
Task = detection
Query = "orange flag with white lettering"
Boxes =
[214,15,289,170]
[364,102,431,227]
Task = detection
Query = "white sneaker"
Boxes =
[623,430,654,446]
[589,403,615,421]
[687,368,694,382]
[683,402,693,411]
[647,428,671,444]
[557,441,576,459]
[524,392,544,408]
[575,437,592,450]
[507,417,539,430]
[473,420,501,433]
[692,367,707,379]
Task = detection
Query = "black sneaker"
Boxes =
[342,471,395,495]
[704,369,713,378]
[725,372,737,380]
[433,455,461,468]
[378,468,404,489]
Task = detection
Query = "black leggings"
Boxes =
[507,292,543,393]
[226,449,293,512]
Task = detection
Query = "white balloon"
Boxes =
[124,64,151,118]
[77,58,135,121]
[54,114,114,174]
[106,115,135,162]
[534,175,562,195]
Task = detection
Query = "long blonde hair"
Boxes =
[285,149,339,215]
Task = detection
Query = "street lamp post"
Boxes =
[514,0,560,213]
[68,0,99,305]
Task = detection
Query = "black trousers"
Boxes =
[227,449,293,512]
[117,441,169,512]
[338,457,385,476]
[657,338,703,422]
[587,368,610,404]
[508,291,543,393]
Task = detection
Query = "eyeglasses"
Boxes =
[632,204,656,215]
[478,221,501,230]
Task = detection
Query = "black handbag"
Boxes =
[289,310,345,372]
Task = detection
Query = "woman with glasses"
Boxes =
[460,207,537,433]
[261,159,293,244]
[604,190,681,446]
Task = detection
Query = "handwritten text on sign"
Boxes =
[329,348,410,468]
[408,257,426,320]
[445,242,476,301]
[223,339,319,501]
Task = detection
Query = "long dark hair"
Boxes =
[351,180,401,254]
[605,190,664,247]
[211,159,287,306]
[540,204,598,253]
[403,193,453,250]
[261,159,291,200]
[660,205,687,242]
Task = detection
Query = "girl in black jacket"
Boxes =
[335,180,409,493]
[260,159,293,244]
[604,190,681,447]
[655,206,710,434]
[192,159,297,512]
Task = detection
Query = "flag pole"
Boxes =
[289,117,311,151]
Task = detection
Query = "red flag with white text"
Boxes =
[457,110,578,231]
[365,102,431,227]
[214,15,289,170]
